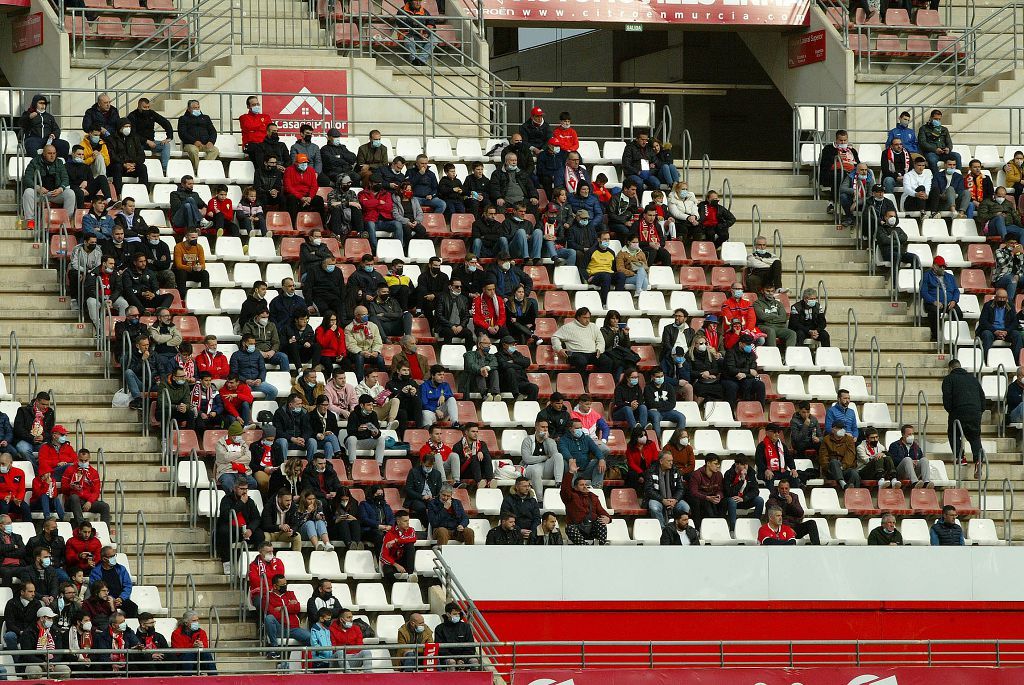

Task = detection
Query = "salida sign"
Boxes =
[477,0,811,26]
[259,69,350,135]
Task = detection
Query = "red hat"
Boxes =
[933,255,946,266]
[545,203,558,214]
[295,153,309,163]
[547,138,559,147]
[52,425,68,435]
[531,106,544,117]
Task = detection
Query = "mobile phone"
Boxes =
[618,322,627,329]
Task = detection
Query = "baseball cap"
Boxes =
[531,106,544,117]
[871,183,884,193]
[327,128,342,138]
[37,607,57,618]
[933,255,946,266]
[295,153,309,163]
[705,314,719,323]
[52,425,68,435]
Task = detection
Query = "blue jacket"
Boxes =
[535,149,566,179]
[268,292,309,332]
[930,520,965,545]
[920,270,960,306]
[427,497,469,530]
[310,623,334,660]
[357,499,395,537]
[419,379,453,413]
[406,167,439,198]
[568,191,603,226]
[935,170,965,195]
[977,300,1016,335]
[558,432,601,470]
[229,348,267,382]
[885,123,919,153]
[888,438,923,468]
[82,213,115,240]
[0,414,12,445]
[824,402,859,440]
[89,562,133,601]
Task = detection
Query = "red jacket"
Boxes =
[171,626,210,650]
[248,555,285,600]
[196,350,229,380]
[265,589,301,629]
[758,522,796,544]
[472,293,506,330]
[65,531,102,573]
[0,467,28,502]
[418,441,453,464]
[29,474,60,505]
[219,383,254,420]
[206,197,234,220]
[315,326,346,358]
[329,620,365,653]
[721,296,757,332]
[550,127,579,152]
[625,441,659,475]
[38,442,77,477]
[380,524,417,567]
[283,165,319,201]
[61,465,102,503]
[239,112,271,147]
[559,471,609,525]
[358,189,394,222]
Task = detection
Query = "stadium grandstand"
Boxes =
[0,0,1023,680]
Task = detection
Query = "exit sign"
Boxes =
[624,23,643,31]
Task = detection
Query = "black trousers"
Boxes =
[792,520,820,545]
[948,415,984,463]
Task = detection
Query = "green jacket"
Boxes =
[977,197,1022,228]
[23,155,70,191]
[240,319,281,354]
[917,123,953,154]
[460,349,498,393]
[158,380,193,419]
[753,294,789,328]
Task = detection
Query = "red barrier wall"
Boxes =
[477,600,1024,642]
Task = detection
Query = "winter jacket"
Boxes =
[229,348,267,382]
[977,197,1022,232]
[644,464,685,504]
[427,498,469,530]
[22,153,69,191]
[818,143,860,187]
[126,107,174,144]
[920,269,959,306]
[89,562,132,601]
[620,140,656,178]
[500,491,540,532]
[108,130,146,169]
[519,118,552,151]
[290,139,323,173]
[819,433,856,471]
[886,122,919,153]
[942,367,985,419]
[559,471,609,525]
[660,523,701,545]
[283,164,319,201]
[65,530,102,573]
[788,300,827,340]
[667,188,699,222]
[177,111,218,146]
[930,520,965,545]
[19,94,61,142]
[486,524,524,545]
[917,122,953,155]
[435,616,476,659]
[358,498,395,537]
[489,167,538,204]
[404,465,442,508]
[868,525,905,545]
[322,142,357,179]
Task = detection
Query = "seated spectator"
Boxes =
[282,153,326,222]
[0,453,31,521]
[21,94,69,157]
[660,510,700,546]
[560,463,610,545]
[876,209,916,289]
[978,287,1023,361]
[532,511,563,545]
[122,251,173,314]
[570,395,611,456]
[539,196,577,266]
[395,613,432,671]
[306,579,342,630]
[435,602,478,671]
[21,144,76,222]
[83,581,118,634]
[453,422,494,486]
[645,451,689,526]
[420,364,459,428]
[67,144,108,210]
[379,510,417,581]
[886,111,919,152]
[263,574,310,657]
[462,161,491,216]
[127,96,173,174]
[434,278,473,344]
[757,506,796,545]
[644,368,686,442]
[819,421,860,490]
[489,151,539,217]
[497,335,537,401]
[667,181,699,237]
[290,124,324,184]
[61,450,110,527]
[662,430,694,479]
[695,190,735,248]
[235,185,268,237]
[861,183,897,242]
[292,489,333,552]
[868,512,905,546]
[260,489,300,552]
[624,425,657,489]
[405,154,445,215]
[26,516,66,577]
[345,306,385,382]
[370,284,413,339]
[756,422,801,488]
[88,545,137,617]
[170,175,210,231]
[686,454,726,528]
[500,476,540,543]
[687,330,728,404]
[722,456,764,529]
[902,157,939,216]
[918,109,960,174]
[345,394,386,466]
[921,256,962,342]
[428,484,474,546]
[607,181,641,242]
[788,287,830,349]
[20,545,59,602]
[818,129,859,216]
[839,162,875,226]
[4,581,39,651]
[133,611,170,674]
[65,521,101,576]
[935,157,970,218]
[19,606,71,678]
[617,234,650,295]
[486,512,524,545]
[553,307,605,373]
[566,210,598,271]
[880,137,912,195]
[537,392,573,440]
[754,287,796,354]
[67,609,95,672]
[461,334,500,401]
[392,180,428,248]
[471,282,507,343]
[560,417,606,489]
[171,609,217,675]
[930,505,965,545]
[824,388,859,438]
[108,118,147,197]
[487,252,533,299]
[744,237,783,294]
[979,188,1024,241]
[239,95,271,159]
[215,422,256,492]
[621,131,659,191]
[214,479,263,571]
[887,423,931,488]
[397,0,438,65]
[247,541,284,612]
[962,158,993,217]
[82,196,115,240]
[766,480,819,545]
[1007,150,1024,197]
[177,100,219,173]
[231,335,279,400]
[282,313,320,372]
[722,333,765,405]
[521,420,563,498]
[358,485,395,552]
[329,607,371,673]
[404,452,442,525]
[387,361,423,429]
[314,310,347,374]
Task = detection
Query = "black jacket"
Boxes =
[322,143,357,179]
[216,493,262,535]
[644,465,685,504]
[21,564,60,598]
[696,200,736,231]
[434,616,476,658]
[140,239,173,273]
[414,268,450,305]
[300,461,342,500]
[435,291,472,334]
[108,130,146,168]
[119,266,162,310]
[19,95,60,141]
[755,439,795,479]
[177,111,218,146]
[977,300,1017,335]
[103,239,137,271]
[26,532,66,569]
[470,216,505,251]
[536,405,571,439]
[273,406,306,441]
[723,346,758,379]
[818,143,860,187]
[127,108,173,144]
[788,300,828,340]
[114,212,150,241]
[303,410,341,440]
[346,407,381,441]
[254,165,285,205]
[941,368,985,419]
[501,141,535,174]
[613,383,644,412]
[485,525,524,545]
[660,524,701,546]
[13,404,54,445]
[260,499,297,534]
[403,466,442,508]
[500,492,540,532]
[169,187,206,217]
[621,140,656,178]
[642,381,675,412]
[723,464,760,502]
[489,167,538,204]
[518,119,551,152]
[4,596,41,638]
[451,264,487,296]
[84,264,126,307]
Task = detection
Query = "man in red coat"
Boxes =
[37,425,76,480]
[247,541,284,609]
[196,335,230,380]
[472,280,508,339]
[283,153,326,221]
[239,96,271,152]
[329,608,372,672]
[380,510,417,581]
[61,449,111,527]
[757,505,797,545]
[263,574,310,656]
[218,376,255,426]
[0,453,31,521]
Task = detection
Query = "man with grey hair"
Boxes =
[745,234,782,292]
[868,511,904,545]
[520,420,563,498]
[789,287,830,348]
[175,609,217,674]
[82,92,119,139]
[427,484,475,545]
[93,609,141,673]
[177,99,219,173]
[21,144,75,221]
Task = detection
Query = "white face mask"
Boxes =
[886,216,897,226]
[905,434,915,445]
[835,428,846,438]
[996,197,1007,204]
[680,437,689,447]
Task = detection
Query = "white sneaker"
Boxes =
[323,543,335,552]
[387,420,400,431]
[878,479,889,489]
[222,562,231,575]
[200,219,213,229]
[315,542,326,551]
[838,480,847,490]
[891,478,901,489]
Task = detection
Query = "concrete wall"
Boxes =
[0,0,69,100]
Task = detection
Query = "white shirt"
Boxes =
[903,168,934,197]
[674,527,691,545]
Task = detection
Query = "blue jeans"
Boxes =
[126,369,144,399]
[4,631,16,651]
[995,274,1024,302]
[274,437,314,461]
[624,266,649,293]
[882,176,899,194]
[172,199,203,229]
[575,456,605,488]
[648,408,686,441]
[628,171,660,190]
[14,440,39,465]
[252,382,278,402]
[613,404,649,428]
[726,495,765,531]
[264,616,311,648]
[350,351,385,382]
[527,228,544,259]
[658,163,680,186]
[416,196,446,215]
[262,351,289,370]
[365,220,401,249]
[308,433,341,459]
[218,473,257,492]
[648,498,689,527]
[300,519,329,540]
[403,33,437,63]
[543,242,576,264]
[925,151,962,175]
[508,227,529,259]
[471,237,509,258]
[151,139,172,173]
[985,215,1024,241]
[979,329,1024,360]
[34,494,66,519]
[178,651,217,675]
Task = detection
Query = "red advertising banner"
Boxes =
[259,69,350,135]
[11,12,43,52]
[61,673,490,685]
[477,0,810,27]
[788,28,826,68]
[514,667,1024,685]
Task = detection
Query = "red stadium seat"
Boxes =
[876,488,911,515]
[405,429,429,454]
[959,268,993,294]
[609,488,646,515]
[710,266,737,291]
[736,401,766,427]
[411,317,434,342]
[381,344,401,366]
[678,266,709,291]
[809,402,827,425]
[527,372,553,399]
[47,208,72,233]
[701,291,726,313]
[174,315,202,341]
[421,212,448,237]
[128,16,158,38]
[942,488,978,516]
[457,400,480,423]
[665,241,688,265]
[761,374,781,401]
[915,9,941,26]
[351,459,384,484]
[450,213,474,236]
[479,429,500,455]
[844,488,879,516]
[910,488,941,515]
[439,238,466,262]
[555,373,585,397]
[343,238,371,262]
[542,291,573,316]
[95,16,128,40]
[690,241,721,265]
[452,487,477,514]
[266,212,294,235]
[172,430,199,457]
[329,459,350,484]
[633,345,657,370]
[534,317,558,340]
[49,234,77,261]
[525,266,552,290]
[966,244,995,267]
[384,458,412,484]
[534,346,568,370]
[768,401,795,425]
[296,212,323,235]
[279,237,303,262]
[383,487,403,511]
[884,8,911,25]
[586,373,615,399]
[201,430,226,456]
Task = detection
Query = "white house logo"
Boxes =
[525,679,574,685]
[280,88,332,118]
[847,676,899,685]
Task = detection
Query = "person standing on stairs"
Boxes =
[942,359,986,479]
[397,0,438,66]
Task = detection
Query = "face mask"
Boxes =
[265,164,276,171]
[628,378,638,386]
[232,436,245,445]
[886,216,898,226]
[837,143,848,150]
[899,119,909,127]
[329,138,342,146]
[638,436,647,445]
[654,376,664,386]
[292,406,302,414]
[371,140,382,148]
[246,344,256,353]
[363,264,374,273]
[71,157,84,164]
[501,262,512,270]
[415,625,425,633]
[258,317,269,326]
[506,165,518,172]
[932,119,941,127]
[191,109,202,117]
[997,197,1006,204]
[325,264,336,273]
[733,289,744,299]
[574,428,584,438]
[190,621,200,631]
[359,314,369,323]
[580,219,590,226]
[467,264,477,272]
[868,439,878,446]
[90,135,100,144]
[742,344,754,354]
[674,356,685,363]
[2,525,9,535]
[680,438,689,447]
[552,146,561,154]
[43,620,53,630]
[263,553,274,562]
[600,240,609,249]
[905,435,915,445]
[946,169,955,175]
[149,238,160,246]
[0,466,9,474]
[858,174,867,180]
[835,428,846,438]
[696,344,707,353]
[297,163,308,172]
[450,615,461,624]
[175,379,186,386]
[628,244,639,252]
[79,461,90,469]
[120,126,133,136]
[709,199,720,206]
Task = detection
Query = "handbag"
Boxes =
[603,345,640,367]
[374,388,392,406]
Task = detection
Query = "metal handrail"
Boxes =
[73,418,85,452]
[206,480,216,556]
[1002,478,1015,543]
[54,219,70,297]
[97,447,107,498]
[184,572,198,614]
[680,129,692,185]
[936,276,949,355]
[971,336,985,383]
[847,307,859,374]
[210,606,222,648]
[750,204,762,246]
[700,154,711,195]
[869,336,880,403]
[165,541,177,618]
[114,479,126,548]
[817,279,829,315]
[915,389,930,459]
[995,366,1009,439]
[7,332,18,403]
[772,228,783,264]
[140,360,153,438]
[832,164,843,230]
[25,359,37,403]
[794,254,806,296]
[136,509,148,585]
[894,362,907,425]
[952,418,966,486]
[722,178,733,213]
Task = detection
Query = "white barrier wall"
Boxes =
[441,546,1024,602]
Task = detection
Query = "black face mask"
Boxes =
[266,134,278,142]
[303,135,312,143]
[265,164,276,171]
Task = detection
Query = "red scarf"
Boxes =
[637,220,661,245]
[353,323,370,338]
[761,437,781,471]
[885,147,910,174]
[110,628,126,663]
[702,205,718,227]
[967,173,986,203]
[44,477,56,498]
[36,625,55,651]
[259,442,273,468]
[175,356,195,379]
[99,272,112,298]
[190,383,216,412]
[407,355,422,380]
[703,326,719,350]
[32,405,44,434]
